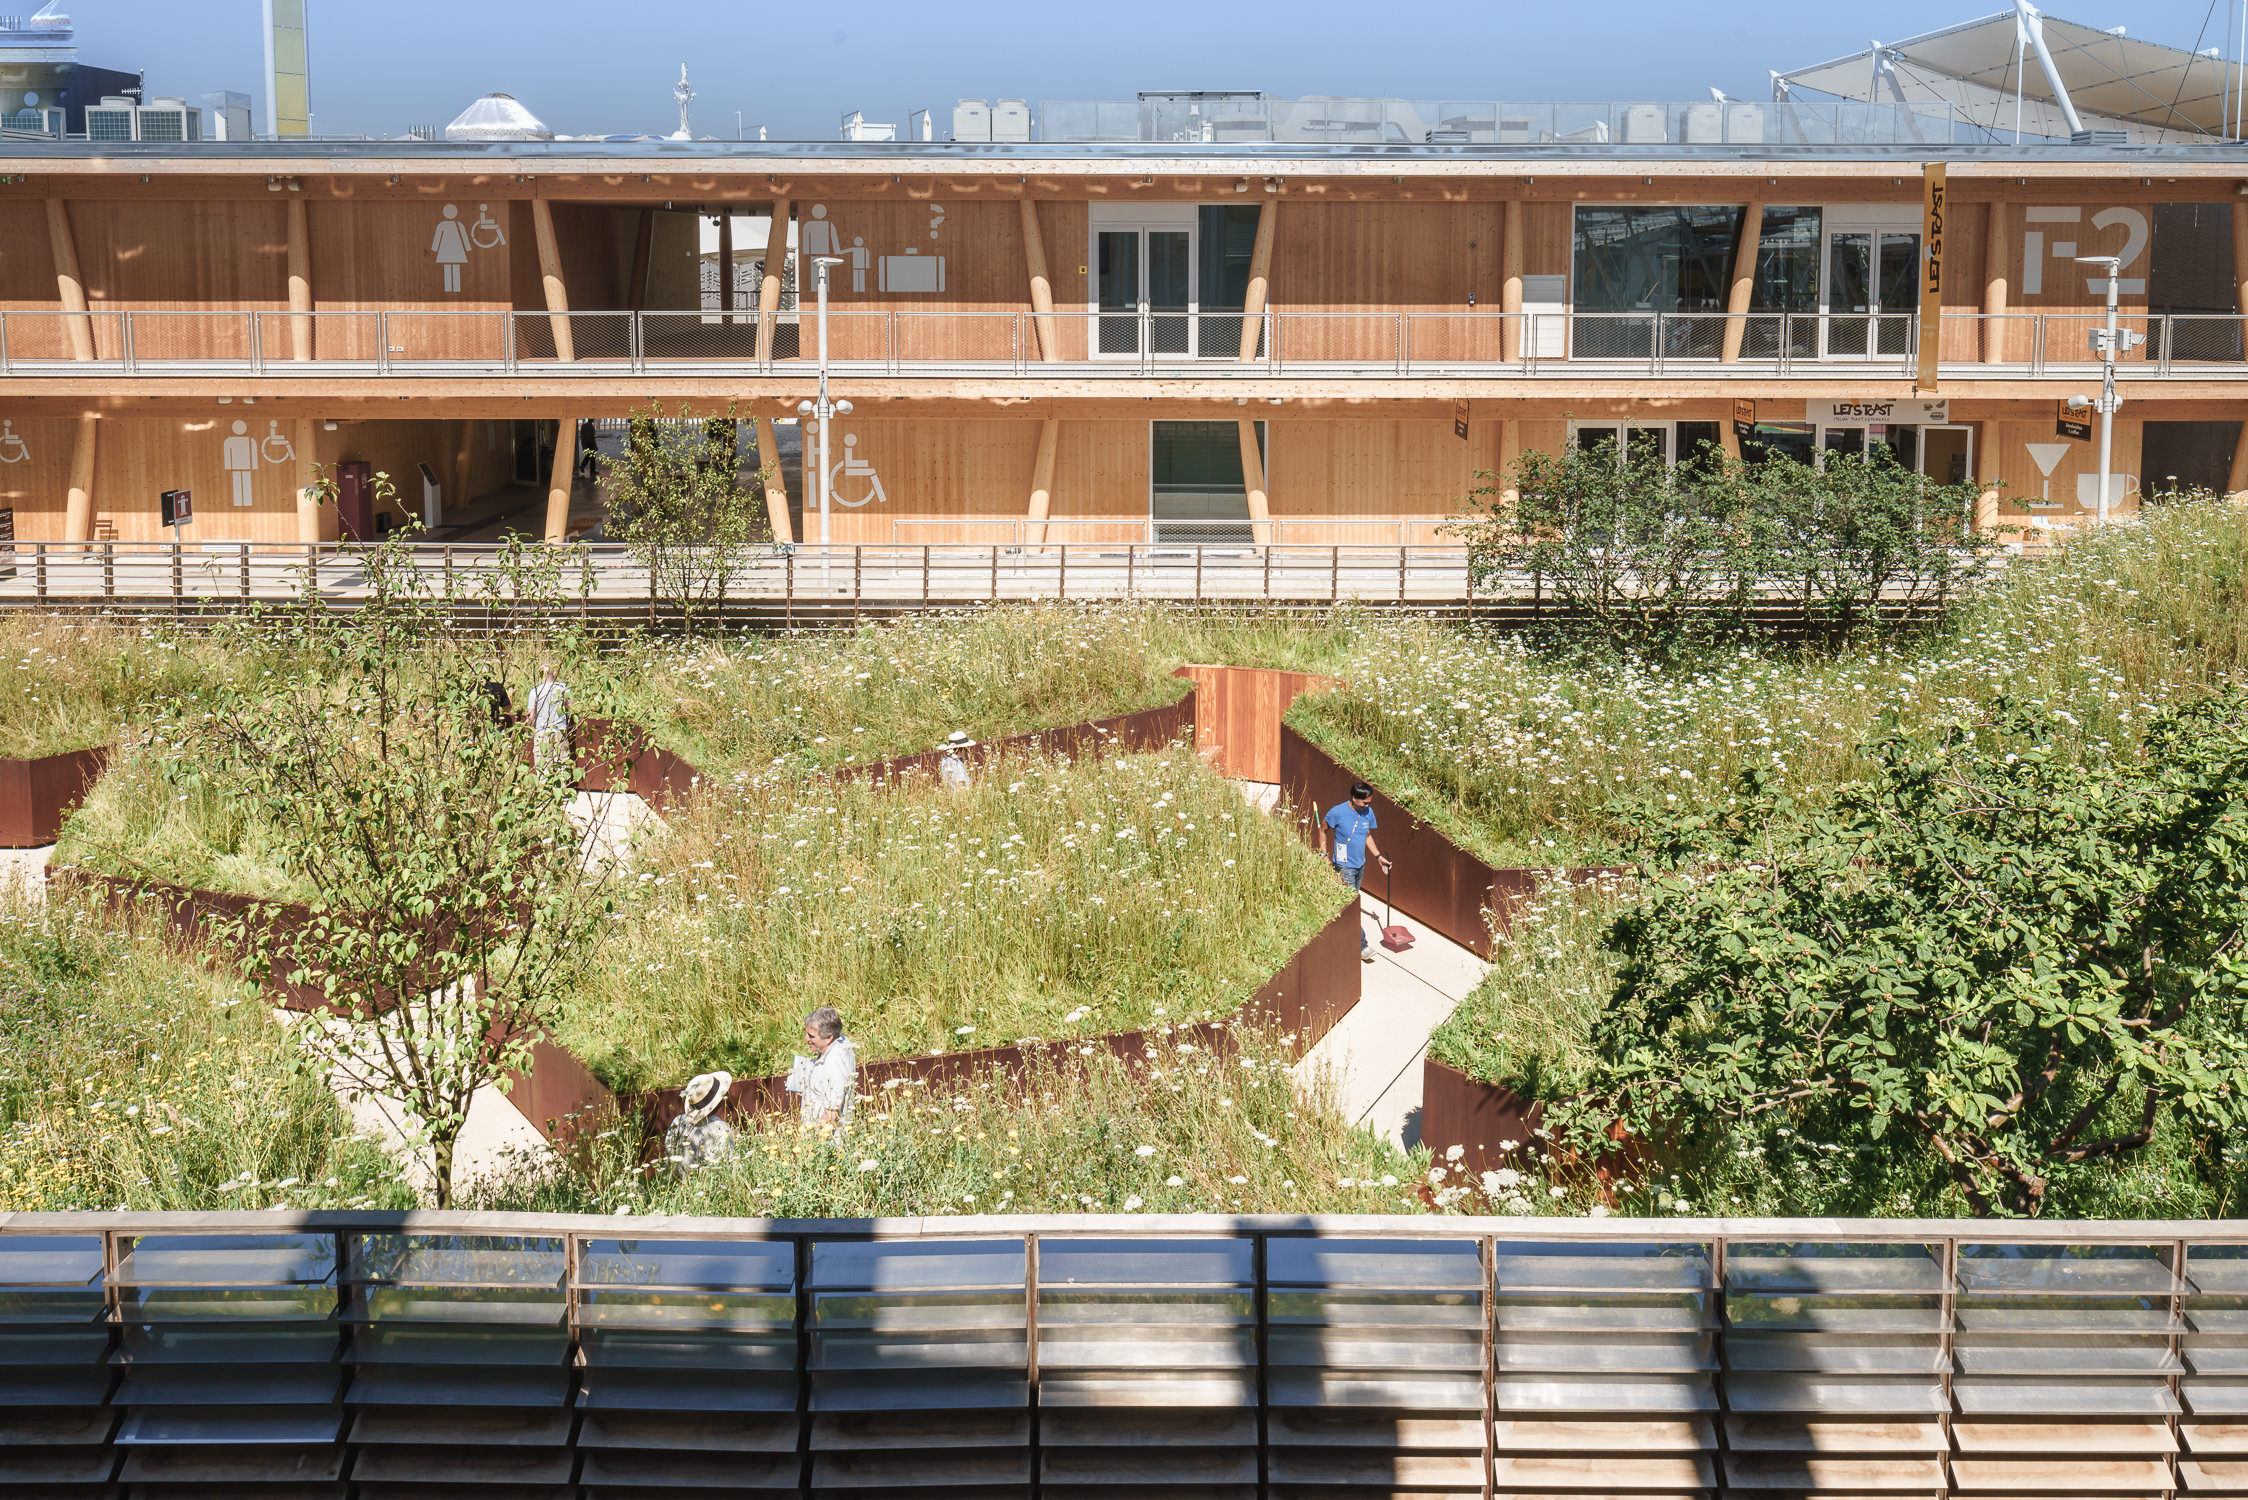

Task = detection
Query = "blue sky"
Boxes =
[73,0,2227,140]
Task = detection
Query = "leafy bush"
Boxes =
[1563,689,2248,1218]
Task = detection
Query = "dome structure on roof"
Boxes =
[444,92,551,142]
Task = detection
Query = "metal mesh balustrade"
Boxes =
[343,1232,575,1496]
[1036,1237,1258,1498]
[110,1232,346,1496]
[0,1235,115,1494]
[807,1237,1032,1494]
[1266,1237,1487,1498]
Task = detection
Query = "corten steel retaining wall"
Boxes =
[0,745,106,847]
[1419,1055,1548,1183]
[832,689,1195,785]
[5,1209,2243,1499]
[1279,721,1628,959]
[631,896,1363,1141]
[1174,664,1335,782]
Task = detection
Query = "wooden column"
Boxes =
[1026,416,1059,546]
[1720,202,1762,363]
[1495,417,1521,507]
[1236,199,1276,360]
[1974,420,2003,531]
[1238,420,1270,546]
[295,417,323,544]
[286,196,313,360]
[529,199,575,363]
[717,209,735,319]
[1020,198,1061,362]
[756,413,794,544]
[545,418,576,543]
[1719,417,1744,461]
[2229,423,2248,498]
[628,207,654,312]
[63,413,96,544]
[757,197,790,362]
[1500,198,1525,363]
[46,199,94,362]
[1984,201,2014,365]
[451,419,477,522]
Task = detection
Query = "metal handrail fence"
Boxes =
[3,307,2245,380]
[1,1210,2240,1496]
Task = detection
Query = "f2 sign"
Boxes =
[2022,207,2148,297]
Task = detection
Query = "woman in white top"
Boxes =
[786,1006,858,1140]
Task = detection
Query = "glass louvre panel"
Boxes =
[348,1234,565,1288]
[0,1234,114,1491]
[577,1239,794,1291]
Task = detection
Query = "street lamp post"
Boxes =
[2070,253,2138,525]
[796,256,851,578]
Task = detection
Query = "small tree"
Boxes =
[1448,429,1756,644]
[1564,691,2248,1216]
[1741,445,1997,632]
[603,401,772,630]
[190,521,614,1205]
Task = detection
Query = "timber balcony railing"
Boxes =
[1,306,2245,381]
[6,1211,2248,1496]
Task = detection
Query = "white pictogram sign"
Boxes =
[2022,206,2148,297]
[828,433,889,508]
[431,203,505,294]
[2025,441,2071,508]
[0,420,28,464]
[223,420,258,506]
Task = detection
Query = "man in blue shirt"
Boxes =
[1321,781,1390,963]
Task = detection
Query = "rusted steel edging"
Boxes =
[0,744,107,847]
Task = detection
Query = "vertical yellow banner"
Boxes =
[1917,162,1946,392]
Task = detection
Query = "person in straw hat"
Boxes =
[938,730,975,791]
[663,1071,735,1178]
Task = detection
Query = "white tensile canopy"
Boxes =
[1776,5,2240,144]
[445,92,553,142]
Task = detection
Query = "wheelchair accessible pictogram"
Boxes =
[827,434,889,508]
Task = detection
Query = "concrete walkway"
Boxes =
[1292,890,1489,1152]
[1,845,53,903]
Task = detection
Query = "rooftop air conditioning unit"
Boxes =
[991,98,1031,142]
[1725,102,1765,143]
[86,97,136,141]
[952,97,991,141]
[2071,128,2130,147]
[136,97,199,141]
[203,90,254,141]
[1621,103,1667,143]
[1682,101,1722,143]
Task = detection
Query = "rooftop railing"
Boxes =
[0,307,2230,381]
[1031,95,1971,146]
[2,1210,2243,1495]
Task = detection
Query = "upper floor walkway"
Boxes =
[1,306,2238,385]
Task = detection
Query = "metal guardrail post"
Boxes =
[35,542,46,601]
[784,549,794,629]
[249,310,264,374]
[171,543,182,613]
[1331,545,1340,604]
[1125,544,1134,599]
[1057,544,1067,601]
[239,542,250,604]
[120,312,135,373]
[307,543,319,602]
[1263,546,1271,601]
[2032,315,2045,377]
[1398,545,1407,604]
[376,312,390,375]
[0,310,10,374]
[630,311,644,375]
[103,540,114,601]
[990,544,999,603]
[1395,312,1406,377]
[1194,546,1203,604]
[2158,314,2172,379]
[1650,310,1664,378]
[852,546,862,626]
[504,312,517,375]
[922,544,930,610]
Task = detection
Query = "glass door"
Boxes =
[1095,226,1195,358]
[1824,230,1919,359]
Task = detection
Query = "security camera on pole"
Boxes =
[797,255,851,585]
[2067,253,2139,525]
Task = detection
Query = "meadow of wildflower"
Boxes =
[1288,497,2248,866]
[475,1023,1441,1218]
[0,895,413,1212]
[557,747,1347,1090]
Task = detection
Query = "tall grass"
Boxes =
[0,617,259,759]
[473,1024,1438,1218]
[54,730,313,903]
[557,748,1347,1090]
[0,896,412,1211]
[1291,497,2248,865]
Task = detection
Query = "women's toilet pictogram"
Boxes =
[828,434,888,508]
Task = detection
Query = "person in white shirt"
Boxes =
[938,730,973,791]
[785,1007,857,1140]
[526,660,573,778]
